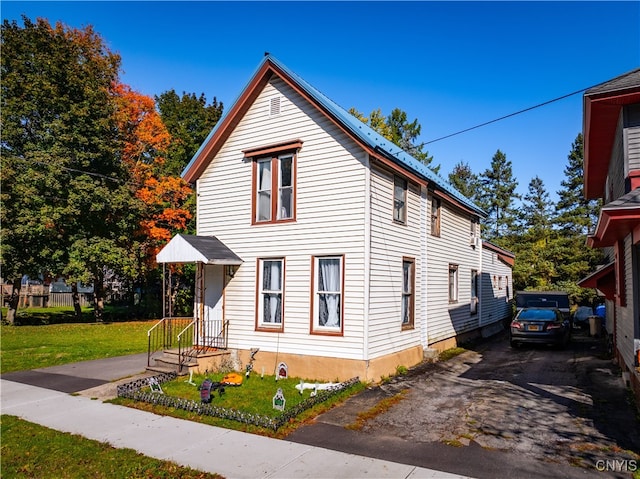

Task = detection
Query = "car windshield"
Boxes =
[518,309,557,320]
[574,307,593,319]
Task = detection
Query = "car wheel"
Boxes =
[510,339,519,348]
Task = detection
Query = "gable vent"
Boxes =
[269,96,281,117]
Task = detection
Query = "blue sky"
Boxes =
[4,1,639,203]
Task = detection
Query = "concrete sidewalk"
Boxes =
[1,364,472,479]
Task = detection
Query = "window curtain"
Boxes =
[262,260,282,323]
[318,258,340,327]
[278,157,292,219]
[402,261,412,324]
[257,161,271,221]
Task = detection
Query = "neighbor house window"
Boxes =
[402,258,415,329]
[311,255,344,334]
[256,258,284,331]
[246,140,302,225]
[393,176,407,224]
[431,197,441,236]
[449,264,458,303]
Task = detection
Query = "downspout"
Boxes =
[478,239,483,327]
[363,154,371,365]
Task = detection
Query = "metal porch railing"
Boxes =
[147,317,229,372]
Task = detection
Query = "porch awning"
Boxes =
[156,234,243,265]
[587,188,640,248]
[578,262,615,300]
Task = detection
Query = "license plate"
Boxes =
[528,324,541,331]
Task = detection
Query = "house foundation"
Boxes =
[195,345,425,383]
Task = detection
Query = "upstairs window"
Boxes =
[393,176,407,224]
[246,140,302,225]
[431,197,441,236]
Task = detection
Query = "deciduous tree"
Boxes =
[1,16,138,321]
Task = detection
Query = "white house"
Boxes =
[155,56,514,381]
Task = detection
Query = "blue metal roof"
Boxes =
[184,55,486,217]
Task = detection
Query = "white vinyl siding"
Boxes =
[368,164,422,357]
[196,77,367,360]
[480,246,513,327]
[425,194,483,344]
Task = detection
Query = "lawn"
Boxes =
[115,372,364,438]
[0,415,223,479]
[0,319,154,373]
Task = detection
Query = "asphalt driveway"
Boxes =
[288,329,640,479]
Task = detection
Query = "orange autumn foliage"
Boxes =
[113,82,192,263]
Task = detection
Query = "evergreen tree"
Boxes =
[349,107,438,173]
[551,133,603,303]
[510,177,557,290]
[448,161,480,201]
[519,176,553,236]
[477,150,520,240]
[555,133,600,235]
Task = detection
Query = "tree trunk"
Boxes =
[6,278,21,325]
[71,282,82,320]
[93,273,104,322]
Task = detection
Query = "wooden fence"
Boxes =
[1,284,92,308]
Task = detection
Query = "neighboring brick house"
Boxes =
[155,56,514,381]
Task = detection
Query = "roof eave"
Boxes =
[583,88,640,199]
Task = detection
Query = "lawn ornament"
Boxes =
[245,348,259,378]
[199,379,225,403]
[272,388,286,411]
[295,381,340,396]
[276,362,288,380]
[148,377,164,393]
[221,372,243,386]
[185,370,197,386]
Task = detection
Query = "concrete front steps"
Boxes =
[147,348,232,376]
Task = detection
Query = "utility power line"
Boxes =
[424,87,590,145]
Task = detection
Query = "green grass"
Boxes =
[154,373,342,417]
[0,415,223,479]
[114,377,365,438]
[0,320,155,373]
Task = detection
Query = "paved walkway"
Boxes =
[1,355,472,479]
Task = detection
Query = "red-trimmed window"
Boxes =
[256,258,285,331]
[402,258,415,329]
[247,140,301,225]
[393,176,407,224]
[311,255,344,335]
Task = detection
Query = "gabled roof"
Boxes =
[482,240,515,267]
[583,68,640,198]
[156,234,243,265]
[183,55,486,217]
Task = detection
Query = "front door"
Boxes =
[202,264,224,347]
